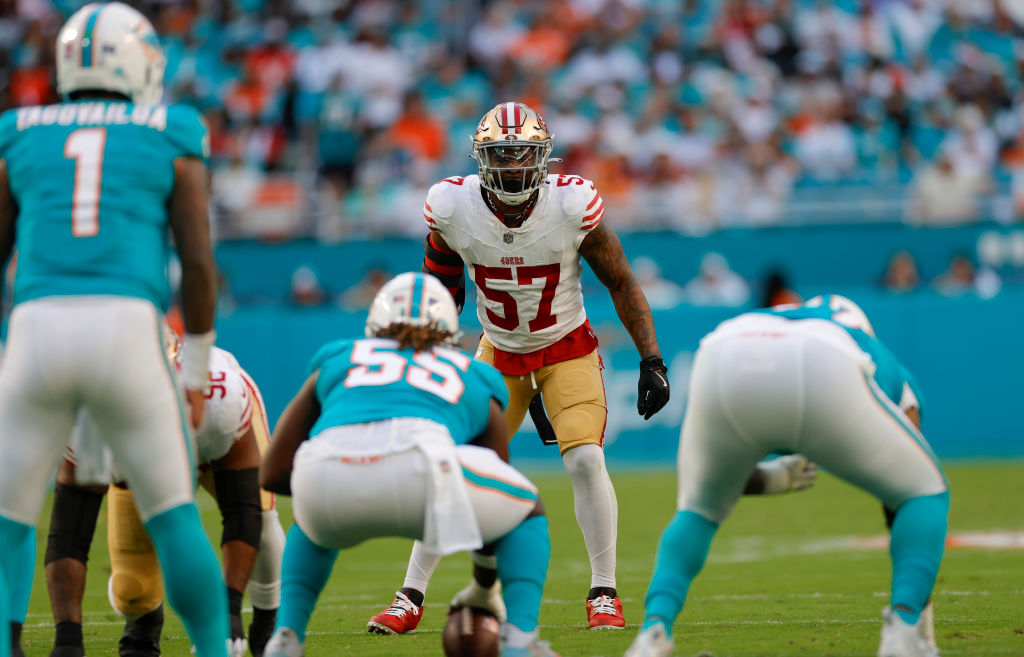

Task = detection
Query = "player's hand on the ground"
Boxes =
[637,356,670,420]
[450,580,507,622]
[228,636,248,657]
[759,455,818,494]
[185,387,206,428]
[228,607,248,657]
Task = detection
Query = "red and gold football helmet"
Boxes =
[471,102,554,204]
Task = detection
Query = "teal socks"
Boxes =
[496,515,550,633]
[890,492,949,624]
[8,525,34,625]
[277,523,338,641]
[642,510,719,635]
[145,503,228,657]
[0,515,32,657]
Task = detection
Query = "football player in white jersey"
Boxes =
[624,296,948,657]
[368,101,671,632]
[44,330,285,657]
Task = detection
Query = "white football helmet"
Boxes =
[807,294,875,337]
[365,272,460,343]
[56,2,165,105]
[471,102,554,204]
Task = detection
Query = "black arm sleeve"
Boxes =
[213,467,263,549]
[422,232,466,312]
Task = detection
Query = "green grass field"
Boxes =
[18,461,1024,657]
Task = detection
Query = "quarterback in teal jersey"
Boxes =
[0,4,230,657]
[625,295,948,657]
[260,273,560,657]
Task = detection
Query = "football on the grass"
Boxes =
[442,606,501,657]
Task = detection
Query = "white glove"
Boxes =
[229,636,248,657]
[450,580,507,622]
[757,454,818,494]
[190,638,247,657]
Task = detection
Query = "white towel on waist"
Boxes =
[415,428,483,556]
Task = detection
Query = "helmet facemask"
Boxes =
[472,139,552,205]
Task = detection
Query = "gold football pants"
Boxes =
[107,399,274,616]
[476,335,607,454]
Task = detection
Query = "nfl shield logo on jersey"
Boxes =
[503,232,514,244]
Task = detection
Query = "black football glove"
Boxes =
[637,356,670,420]
[454,279,465,314]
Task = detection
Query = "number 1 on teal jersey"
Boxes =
[63,127,107,237]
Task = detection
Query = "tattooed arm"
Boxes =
[579,222,661,359]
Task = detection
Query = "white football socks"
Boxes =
[402,540,442,596]
[248,509,286,609]
[562,444,618,590]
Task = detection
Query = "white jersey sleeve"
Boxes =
[423,176,462,235]
[560,175,605,248]
[195,348,254,465]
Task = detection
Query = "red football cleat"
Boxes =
[586,593,625,630]
[367,591,423,635]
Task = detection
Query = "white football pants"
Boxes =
[0,297,195,525]
[678,322,947,523]
[291,443,537,550]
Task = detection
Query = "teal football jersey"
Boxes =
[308,337,509,443]
[754,298,925,418]
[0,100,209,309]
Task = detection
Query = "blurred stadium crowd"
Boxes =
[2,0,1024,309]
[5,0,1024,240]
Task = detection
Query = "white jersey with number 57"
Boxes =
[423,174,604,354]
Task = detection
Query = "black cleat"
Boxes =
[118,605,163,657]
[49,647,85,657]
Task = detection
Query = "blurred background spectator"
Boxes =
[683,252,750,306]
[338,265,393,311]
[288,264,328,307]
[933,251,1002,298]
[908,149,987,225]
[10,0,1024,309]
[630,256,685,310]
[881,250,922,292]
[759,268,802,307]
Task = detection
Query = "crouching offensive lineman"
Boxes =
[625,296,948,657]
[260,273,561,657]
[45,330,285,657]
